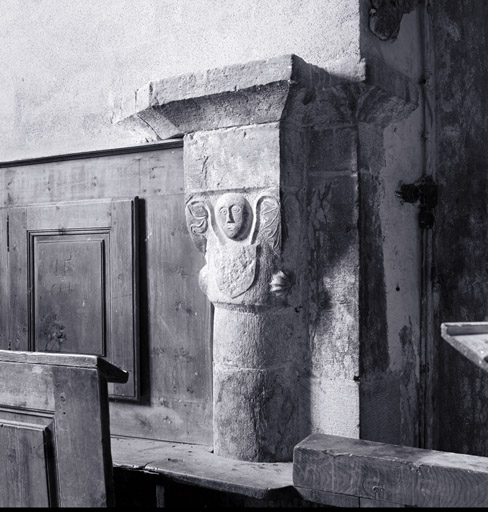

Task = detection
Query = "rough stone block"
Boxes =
[307,377,360,438]
[308,173,360,381]
[184,124,281,193]
[309,126,358,173]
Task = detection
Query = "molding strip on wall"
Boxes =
[0,139,183,169]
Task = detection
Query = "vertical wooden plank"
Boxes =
[0,208,8,349]
[110,198,139,399]
[52,366,113,507]
[149,193,212,406]
[8,207,28,350]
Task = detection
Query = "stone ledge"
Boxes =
[113,54,418,142]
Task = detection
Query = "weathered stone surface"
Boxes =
[184,124,281,193]
[114,54,418,140]
[309,126,358,174]
[368,0,418,42]
[116,52,418,462]
[213,365,300,462]
[308,173,360,382]
[213,308,300,370]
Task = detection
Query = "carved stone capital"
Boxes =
[185,189,282,306]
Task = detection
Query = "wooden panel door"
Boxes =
[3,199,139,399]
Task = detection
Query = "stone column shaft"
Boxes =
[184,121,306,461]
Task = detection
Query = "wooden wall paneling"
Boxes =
[155,194,212,405]
[109,192,213,444]
[110,198,139,399]
[151,192,212,443]
[8,207,28,351]
[0,208,8,349]
[3,145,215,445]
[25,200,112,229]
[8,200,138,399]
[32,232,108,355]
[2,148,183,206]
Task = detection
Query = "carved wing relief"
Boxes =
[185,198,210,254]
[252,191,282,257]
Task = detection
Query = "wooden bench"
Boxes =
[0,350,127,507]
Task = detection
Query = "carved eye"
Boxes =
[233,206,241,214]
[219,207,228,216]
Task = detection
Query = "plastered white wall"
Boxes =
[0,0,360,160]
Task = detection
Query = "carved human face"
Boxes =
[215,193,251,240]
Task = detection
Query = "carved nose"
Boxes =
[226,210,235,223]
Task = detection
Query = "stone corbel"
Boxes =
[114,54,418,462]
[368,0,419,41]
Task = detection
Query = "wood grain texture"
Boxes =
[441,322,488,373]
[8,207,28,351]
[110,191,212,444]
[1,148,183,207]
[33,234,107,355]
[0,208,8,349]
[0,350,125,507]
[0,350,128,382]
[294,433,488,507]
[111,436,294,500]
[294,487,360,507]
[0,422,53,507]
[1,146,212,444]
[7,200,138,399]
[110,198,139,399]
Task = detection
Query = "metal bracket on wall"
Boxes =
[395,175,437,229]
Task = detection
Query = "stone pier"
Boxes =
[114,54,417,461]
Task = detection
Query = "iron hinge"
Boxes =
[395,175,438,229]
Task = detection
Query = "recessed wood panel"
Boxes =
[6,199,138,399]
[32,234,108,356]
[0,420,55,507]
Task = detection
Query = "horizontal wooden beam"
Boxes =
[294,433,488,507]
[111,436,294,500]
[0,139,183,169]
[0,350,128,383]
